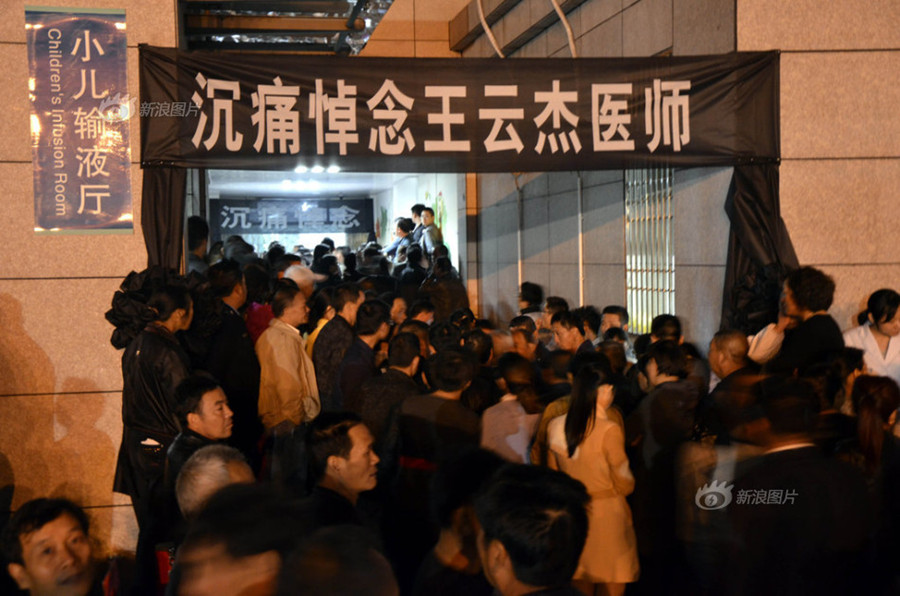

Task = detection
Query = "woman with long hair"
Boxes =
[802,347,865,415]
[838,375,900,478]
[806,348,866,453]
[547,358,639,596]
[305,286,336,357]
[835,374,900,591]
[844,289,900,385]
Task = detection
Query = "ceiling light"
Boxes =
[311,165,324,174]
[326,165,341,174]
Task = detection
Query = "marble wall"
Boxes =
[0,0,177,554]
[738,0,900,330]
[362,0,467,58]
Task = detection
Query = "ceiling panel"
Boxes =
[180,0,394,54]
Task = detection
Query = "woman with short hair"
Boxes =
[843,289,900,386]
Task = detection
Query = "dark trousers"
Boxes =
[262,423,310,497]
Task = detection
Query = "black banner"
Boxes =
[209,197,373,239]
[139,46,779,172]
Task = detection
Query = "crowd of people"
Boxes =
[3,208,900,596]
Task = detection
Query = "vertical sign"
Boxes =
[27,7,133,234]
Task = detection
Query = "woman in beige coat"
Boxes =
[548,359,639,596]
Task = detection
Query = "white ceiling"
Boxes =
[207,168,414,199]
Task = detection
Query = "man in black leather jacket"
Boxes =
[166,374,235,489]
[130,375,235,595]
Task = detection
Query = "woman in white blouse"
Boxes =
[844,289,900,385]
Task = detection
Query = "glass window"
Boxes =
[625,168,674,334]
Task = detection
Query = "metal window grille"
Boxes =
[624,168,675,335]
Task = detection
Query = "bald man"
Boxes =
[703,329,762,444]
[708,330,752,383]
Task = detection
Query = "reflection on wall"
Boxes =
[477,171,627,325]
[0,290,127,557]
[475,168,732,350]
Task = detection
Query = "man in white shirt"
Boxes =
[481,353,541,463]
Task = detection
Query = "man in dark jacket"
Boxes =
[626,339,700,593]
[296,412,380,532]
[203,259,262,469]
[419,257,469,323]
[133,374,233,553]
[702,329,761,444]
[135,373,233,596]
[474,465,590,596]
[727,377,871,596]
[381,349,480,592]
[358,332,422,443]
[313,282,364,411]
[166,375,234,489]
[334,300,392,413]
[410,203,426,245]
[397,245,429,306]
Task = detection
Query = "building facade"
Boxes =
[0,0,896,553]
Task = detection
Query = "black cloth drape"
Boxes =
[141,166,186,269]
[721,164,798,335]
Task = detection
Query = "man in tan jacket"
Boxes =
[255,279,321,487]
